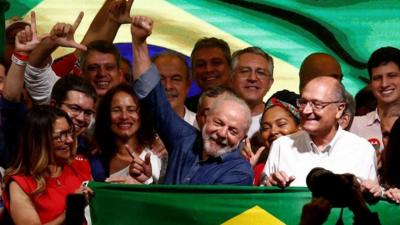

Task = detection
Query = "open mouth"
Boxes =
[56,146,70,152]
[95,80,110,89]
[202,74,220,83]
[380,88,395,96]
[209,135,228,148]
[117,122,134,130]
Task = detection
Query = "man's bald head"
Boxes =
[299,53,342,91]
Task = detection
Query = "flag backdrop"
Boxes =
[4,0,400,96]
[88,182,400,225]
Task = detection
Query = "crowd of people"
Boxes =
[0,0,399,224]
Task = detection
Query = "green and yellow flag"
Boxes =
[4,0,400,95]
[88,182,400,225]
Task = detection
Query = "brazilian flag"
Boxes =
[88,182,400,225]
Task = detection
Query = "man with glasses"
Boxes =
[230,47,274,138]
[261,76,377,187]
[51,75,96,155]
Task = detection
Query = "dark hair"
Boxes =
[264,89,301,124]
[6,105,74,194]
[367,46,400,79]
[94,84,156,174]
[381,117,400,188]
[120,57,132,83]
[51,74,97,106]
[80,40,121,70]
[152,50,191,79]
[355,86,377,116]
[191,37,231,73]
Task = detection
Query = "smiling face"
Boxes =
[155,55,191,115]
[110,91,141,141]
[300,77,345,139]
[231,53,273,106]
[260,106,299,149]
[52,117,74,164]
[83,50,123,97]
[370,61,400,106]
[202,100,248,158]
[193,47,231,90]
[59,90,95,136]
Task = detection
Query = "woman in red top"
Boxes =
[3,105,92,225]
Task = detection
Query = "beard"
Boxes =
[202,127,239,158]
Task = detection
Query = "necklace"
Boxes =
[56,179,62,186]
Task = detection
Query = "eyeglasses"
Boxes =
[53,128,74,143]
[61,103,95,119]
[236,66,272,80]
[296,98,342,111]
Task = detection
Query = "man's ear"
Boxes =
[118,69,124,83]
[336,103,346,119]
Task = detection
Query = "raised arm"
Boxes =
[130,15,153,80]
[3,11,44,102]
[76,0,133,57]
[25,13,86,104]
[28,12,86,68]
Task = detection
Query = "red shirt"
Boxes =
[51,53,82,76]
[3,157,91,224]
[253,163,265,186]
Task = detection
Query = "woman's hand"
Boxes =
[74,185,94,203]
[384,188,400,203]
[240,138,265,167]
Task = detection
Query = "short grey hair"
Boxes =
[231,46,274,78]
[209,92,252,135]
[332,80,346,102]
[342,90,355,118]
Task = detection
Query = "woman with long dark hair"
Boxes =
[91,84,163,184]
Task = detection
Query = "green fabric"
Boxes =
[0,0,9,60]
[88,182,400,225]
[4,0,41,18]
[4,0,400,95]
[167,0,400,94]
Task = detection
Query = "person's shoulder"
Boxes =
[70,155,91,170]
[6,174,36,194]
[339,130,375,152]
[275,130,306,144]
[351,110,378,127]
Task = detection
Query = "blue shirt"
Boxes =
[132,65,253,185]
